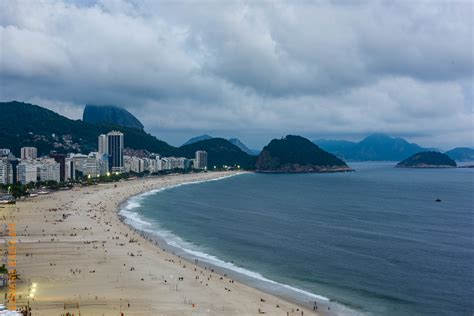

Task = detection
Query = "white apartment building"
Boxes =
[0,159,9,185]
[65,157,75,180]
[195,151,208,169]
[98,134,108,155]
[38,159,60,182]
[17,162,37,184]
[70,153,100,177]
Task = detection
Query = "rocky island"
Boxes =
[396,151,457,168]
[256,135,352,173]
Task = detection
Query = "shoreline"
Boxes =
[117,174,345,315]
[1,171,322,315]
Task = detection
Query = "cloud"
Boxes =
[0,0,472,148]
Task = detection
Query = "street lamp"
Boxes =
[25,281,37,316]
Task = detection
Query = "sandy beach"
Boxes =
[1,172,319,316]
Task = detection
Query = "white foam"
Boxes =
[118,172,354,310]
[119,209,152,229]
[159,231,329,301]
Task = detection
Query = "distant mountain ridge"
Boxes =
[228,138,259,155]
[83,104,144,130]
[445,147,474,161]
[182,135,213,146]
[314,134,431,161]
[256,135,351,173]
[184,135,260,155]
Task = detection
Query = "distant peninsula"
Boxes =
[256,135,352,173]
[396,151,457,168]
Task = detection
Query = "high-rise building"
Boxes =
[50,152,66,182]
[107,131,124,173]
[17,162,37,184]
[21,147,37,160]
[0,159,10,185]
[195,151,208,169]
[98,134,108,155]
[65,157,75,181]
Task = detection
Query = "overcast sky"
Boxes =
[0,0,472,149]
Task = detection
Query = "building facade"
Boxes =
[98,134,108,155]
[17,162,37,184]
[0,159,10,185]
[107,131,124,173]
[195,150,208,169]
[50,152,66,182]
[38,159,60,182]
[21,147,37,160]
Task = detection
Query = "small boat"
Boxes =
[435,198,442,202]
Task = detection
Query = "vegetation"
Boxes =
[83,104,144,130]
[256,135,349,172]
[396,151,457,168]
[178,138,257,169]
[0,101,254,168]
[0,101,175,157]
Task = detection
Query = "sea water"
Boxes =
[120,163,473,315]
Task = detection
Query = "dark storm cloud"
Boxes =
[0,0,472,148]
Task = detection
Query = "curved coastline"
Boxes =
[8,171,325,315]
[118,172,360,316]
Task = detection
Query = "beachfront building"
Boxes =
[126,156,145,173]
[148,156,160,173]
[21,147,37,160]
[38,158,60,182]
[50,152,66,182]
[98,134,108,155]
[17,162,37,184]
[65,157,75,181]
[70,154,96,177]
[195,150,208,169]
[0,158,10,185]
[107,131,124,173]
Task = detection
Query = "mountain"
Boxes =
[445,147,474,161]
[313,139,356,160]
[396,151,457,168]
[256,135,351,173]
[314,134,428,161]
[0,101,262,169]
[182,135,213,146]
[178,138,257,169]
[228,138,259,155]
[0,101,174,156]
[83,104,144,130]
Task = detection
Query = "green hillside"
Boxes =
[0,101,174,157]
[257,135,351,172]
[178,138,257,169]
[0,101,255,169]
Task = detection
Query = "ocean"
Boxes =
[120,162,474,315]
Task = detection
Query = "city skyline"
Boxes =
[0,1,472,149]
